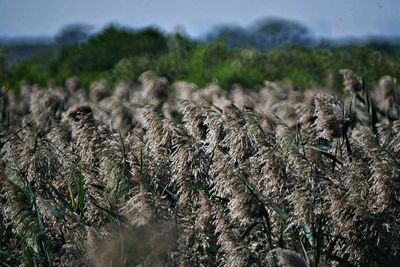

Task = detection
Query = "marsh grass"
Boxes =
[1,70,400,266]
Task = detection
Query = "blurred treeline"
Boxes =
[1,18,400,90]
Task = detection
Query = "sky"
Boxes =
[0,0,399,39]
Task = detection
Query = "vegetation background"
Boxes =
[1,18,400,91]
[2,16,400,267]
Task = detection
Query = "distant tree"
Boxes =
[0,47,7,84]
[55,23,93,46]
[168,30,194,55]
[52,25,168,79]
[250,18,313,49]
[0,47,5,69]
[207,17,313,50]
[206,25,249,48]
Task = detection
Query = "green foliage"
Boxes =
[10,62,50,87]
[186,43,231,86]
[4,25,400,91]
[2,46,57,89]
[113,56,152,82]
[52,25,168,82]
[0,46,6,83]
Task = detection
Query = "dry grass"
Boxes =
[1,70,400,266]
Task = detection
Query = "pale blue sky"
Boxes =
[0,0,399,38]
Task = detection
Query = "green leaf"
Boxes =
[303,224,313,246]
[49,184,74,213]
[76,169,85,215]
[305,144,342,165]
[38,238,53,267]
[283,221,296,235]
[37,197,65,223]
[369,96,379,135]
[23,247,37,267]
[241,221,260,239]
[67,181,77,211]
[299,239,310,267]
[247,184,290,221]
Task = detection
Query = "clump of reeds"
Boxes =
[340,68,362,92]
[314,93,344,140]
[2,69,400,266]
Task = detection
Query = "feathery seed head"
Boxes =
[340,69,362,93]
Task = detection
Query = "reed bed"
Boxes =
[1,70,400,266]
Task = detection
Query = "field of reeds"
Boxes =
[1,69,400,267]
